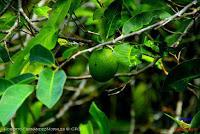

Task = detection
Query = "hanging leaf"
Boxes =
[0,78,13,96]
[163,59,200,91]
[36,68,67,108]
[10,73,36,84]
[30,45,55,65]
[89,102,110,134]
[0,84,34,126]
[100,0,122,39]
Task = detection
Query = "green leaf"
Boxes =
[69,0,81,14]
[100,0,122,39]
[36,68,67,108]
[122,10,171,34]
[10,73,36,84]
[0,45,10,63]
[0,11,16,30]
[122,11,154,34]
[63,46,79,59]
[30,45,55,65]
[190,111,200,128]
[89,102,110,134]
[0,79,13,96]
[144,37,159,52]
[113,43,141,67]
[6,0,72,78]
[79,121,94,134]
[163,59,200,91]
[15,101,42,128]
[0,84,34,126]
[33,6,51,18]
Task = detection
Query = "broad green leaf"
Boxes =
[0,84,34,126]
[6,0,72,78]
[0,45,10,63]
[63,46,79,59]
[163,59,200,91]
[190,111,200,128]
[122,11,154,34]
[89,102,110,134]
[30,45,55,65]
[0,79,13,96]
[113,43,141,67]
[93,8,105,20]
[33,6,52,18]
[36,68,67,108]
[79,121,94,134]
[122,10,171,34]
[10,73,36,84]
[100,0,122,39]
[15,101,42,129]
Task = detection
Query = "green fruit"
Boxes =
[89,48,118,82]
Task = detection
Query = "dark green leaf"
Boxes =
[89,102,110,134]
[30,45,55,65]
[190,111,200,128]
[10,73,36,84]
[0,84,34,126]
[163,59,200,91]
[101,0,122,39]
[0,45,10,63]
[0,78,13,96]
[36,68,67,108]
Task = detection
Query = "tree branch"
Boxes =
[59,0,197,69]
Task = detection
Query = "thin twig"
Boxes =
[18,0,39,32]
[59,36,96,46]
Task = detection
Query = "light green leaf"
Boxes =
[114,43,141,67]
[0,79,13,96]
[89,102,110,134]
[0,84,34,126]
[36,68,67,108]
[30,45,55,65]
[33,6,51,18]
[79,121,94,134]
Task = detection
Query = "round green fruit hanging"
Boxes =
[89,48,118,82]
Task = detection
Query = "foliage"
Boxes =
[0,0,199,133]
